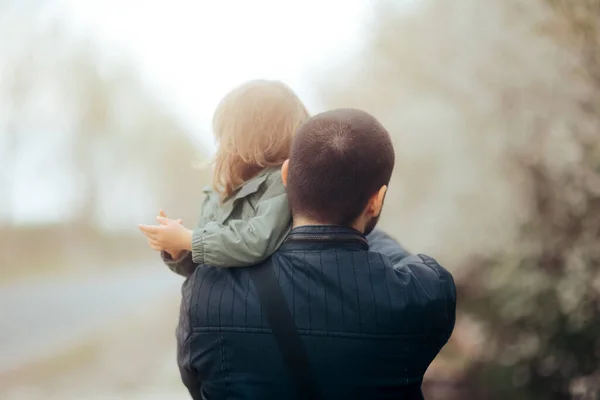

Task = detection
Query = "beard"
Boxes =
[363,214,380,236]
[357,190,387,236]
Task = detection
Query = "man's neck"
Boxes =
[292,216,365,233]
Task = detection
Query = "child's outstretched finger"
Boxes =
[157,216,178,225]
[156,213,182,225]
[138,224,160,236]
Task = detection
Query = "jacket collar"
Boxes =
[280,225,369,252]
[233,168,271,200]
[214,168,274,224]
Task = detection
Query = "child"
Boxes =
[138,80,309,277]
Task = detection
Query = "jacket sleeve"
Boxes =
[177,275,203,399]
[191,178,291,267]
[161,189,217,278]
[367,229,411,264]
[394,254,457,343]
[161,251,197,278]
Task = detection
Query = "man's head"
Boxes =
[281,108,395,235]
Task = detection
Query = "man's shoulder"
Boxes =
[391,254,454,287]
[396,254,453,279]
[366,229,410,264]
[180,263,266,327]
[183,258,273,297]
[392,254,456,305]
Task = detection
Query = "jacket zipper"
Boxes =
[285,233,368,246]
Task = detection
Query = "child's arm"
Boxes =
[161,190,218,277]
[162,249,197,278]
[191,178,291,267]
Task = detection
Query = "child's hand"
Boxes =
[155,210,185,258]
[159,209,180,223]
[159,210,186,259]
[138,211,192,256]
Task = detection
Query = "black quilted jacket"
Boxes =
[177,225,456,400]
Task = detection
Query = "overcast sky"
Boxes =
[6,0,421,223]
[56,0,374,152]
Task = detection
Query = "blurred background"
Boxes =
[1,0,599,399]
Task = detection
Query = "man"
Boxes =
[177,109,456,399]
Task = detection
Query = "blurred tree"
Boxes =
[549,0,600,88]
[320,0,600,398]
[0,5,211,272]
[0,17,35,225]
[0,56,31,225]
[0,10,209,231]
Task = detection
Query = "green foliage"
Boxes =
[463,1,600,397]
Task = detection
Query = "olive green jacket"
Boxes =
[162,167,292,277]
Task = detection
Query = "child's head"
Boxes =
[212,80,309,199]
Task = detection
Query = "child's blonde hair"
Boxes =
[212,80,309,200]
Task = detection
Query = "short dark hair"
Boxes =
[286,108,395,225]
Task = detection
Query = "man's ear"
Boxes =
[368,185,388,217]
[281,159,289,187]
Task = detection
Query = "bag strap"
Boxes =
[249,264,323,400]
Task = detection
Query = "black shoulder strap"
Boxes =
[249,264,323,400]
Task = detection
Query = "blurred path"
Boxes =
[0,263,182,374]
